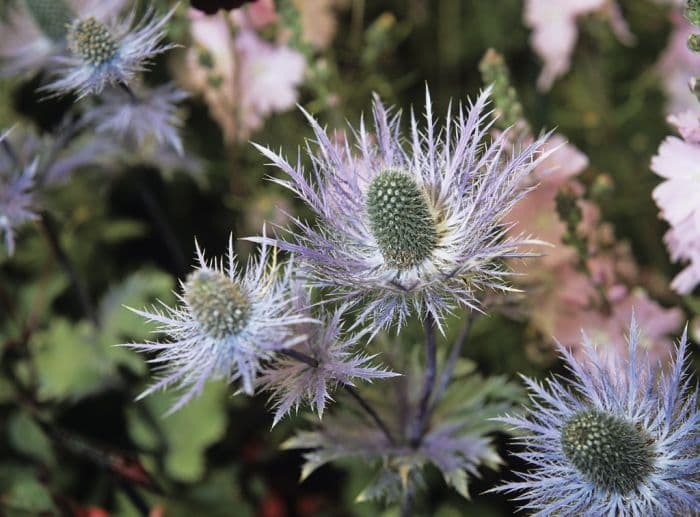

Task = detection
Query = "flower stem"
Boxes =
[278,347,318,367]
[277,348,396,445]
[431,313,473,409]
[410,312,437,447]
[135,177,187,275]
[40,213,99,327]
[342,383,395,445]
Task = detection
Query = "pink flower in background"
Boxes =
[657,13,700,113]
[506,134,590,267]
[180,6,306,142]
[235,30,306,137]
[506,130,681,363]
[524,0,634,90]
[652,111,700,294]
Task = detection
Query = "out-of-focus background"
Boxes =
[0,0,698,515]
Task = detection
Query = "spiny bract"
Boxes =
[491,317,700,516]
[250,87,551,333]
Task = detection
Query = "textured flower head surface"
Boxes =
[0,128,39,255]
[84,82,188,155]
[252,88,550,333]
[125,236,314,414]
[42,4,178,99]
[256,285,397,426]
[492,317,700,516]
[0,0,127,77]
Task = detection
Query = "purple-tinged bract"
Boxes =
[125,236,314,414]
[84,82,188,155]
[0,128,39,256]
[252,87,550,333]
[492,317,700,516]
[42,5,177,99]
[256,287,397,426]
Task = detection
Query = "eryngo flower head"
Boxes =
[84,82,188,155]
[252,87,550,333]
[492,316,700,516]
[0,0,126,77]
[256,285,397,427]
[0,128,39,255]
[42,4,178,99]
[125,235,314,414]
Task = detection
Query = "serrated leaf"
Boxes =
[127,381,228,483]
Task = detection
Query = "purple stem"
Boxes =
[410,312,437,447]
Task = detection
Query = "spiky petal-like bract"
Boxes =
[256,286,397,426]
[84,82,188,155]
[0,128,39,255]
[251,88,550,332]
[492,317,700,516]
[42,5,177,99]
[125,236,313,414]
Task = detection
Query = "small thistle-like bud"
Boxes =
[184,270,251,339]
[560,410,655,495]
[366,169,438,270]
[24,0,74,41]
[67,17,118,66]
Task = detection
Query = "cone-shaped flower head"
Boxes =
[251,87,550,333]
[126,235,313,414]
[42,4,177,99]
[492,317,700,516]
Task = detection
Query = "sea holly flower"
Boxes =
[84,82,188,155]
[256,286,397,426]
[252,88,550,332]
[125,236,314,414]
[42,4,178,99]
[492,317,700,515]
[0,128,39,256]
[0,0,127,77]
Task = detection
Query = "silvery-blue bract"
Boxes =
[42,5,177,99]
[252,87,550,333]
[126,235,314,414]
[492,317,700,516]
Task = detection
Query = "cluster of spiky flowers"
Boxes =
[42,4,177,99]
[492,317,700,516]
[125,236,314,414]
[252,88,550,332]
[256,284,397,427]
[0,128,39,255]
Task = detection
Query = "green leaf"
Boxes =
[127,381,228,483]
[99,268,175,342]
[31,318,143,401]
[6,411,55,466]
[0,471,56,514]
